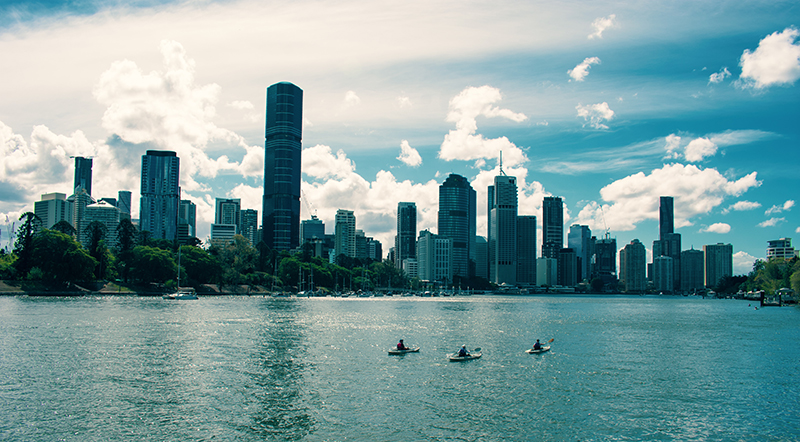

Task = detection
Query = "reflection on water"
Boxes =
[246,299,315,440]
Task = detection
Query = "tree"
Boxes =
[179,245,222,286]
[116,218,137,254]
[129,246,177,284]
[30,229,96,284]
[13,212,42,277]
[85,221,109,279]
[209,235,258,290]
[51,220,76,237]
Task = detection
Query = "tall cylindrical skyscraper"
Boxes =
[263,82,303,251]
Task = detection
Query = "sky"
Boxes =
[1,0,799,275]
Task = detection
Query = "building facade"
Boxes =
[395,202,417,269]
[84,200,121,249]
[542,196,563,260]
[140,150,180,241]
[262,81,303,251]
[34,193,73,231]
[215,198,241,230]
[568,224,592,282]
[654,255,674,293]
[488,175,517,284]
[417,230,453,285]
[620,239,646,293]
[766,238,797,260]
[73,156,92,195]
[704,243,733,288]
[680,248,705,292]
[517,216,537,285]
[438,175,476,280]
[334,209,356,258]
[240,209,259,245]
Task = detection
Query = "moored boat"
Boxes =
[163,288,198,300]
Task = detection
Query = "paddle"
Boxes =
[548,338,555,344]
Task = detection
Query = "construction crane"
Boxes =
[599,205,610,239]
[301,190,317,218]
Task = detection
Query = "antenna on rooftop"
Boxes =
[499,151,507,176]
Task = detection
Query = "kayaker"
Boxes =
[397,339,408,350]
[533,339,542,350]
[458,345,469,357]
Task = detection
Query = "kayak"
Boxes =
[388,346,420,355]
[448,352,482,362]
[525,346,551,354]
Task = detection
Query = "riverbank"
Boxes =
[0,280,273,296]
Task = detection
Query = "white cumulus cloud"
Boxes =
[664,134,681,159]
[765,199,795,215]
[588,14,616,39]
[722,200,761,214]
[758,217,785,227]
[397,140,422,167]
[574,163,760,233]
[438,85,528,167]
[684,137,718,162]
[576,102,614,129]
[702,222,731,234]
[568,57,601,82]
[342,90,361,110]
[739,27,800,89]
[733,251,758,275]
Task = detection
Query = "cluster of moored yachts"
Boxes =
[389,338,554,361]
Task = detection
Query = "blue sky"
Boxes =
[1,0,798,274]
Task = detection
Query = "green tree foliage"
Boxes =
[115,218,138,282]
[13,212,42,277]
[209,235,258,289]
[742,257,799,294]
[51,220,76,237]
[0,252,17,279]
[129,246,177,284]
[30,229,96,284]
[84,221,109,279]
[179,245,222,286]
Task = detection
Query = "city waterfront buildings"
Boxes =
[704,243,733,288]
[536,257,557,287]
[73,156,92,195]
[301,216,325,244]
[568,224,592,282]
[34,193,72,231]
[262,81,303,251]
[438,175,476,280]
[680,248,705,293]
[654,255,674,293]
[417,229,453,285]
[139,150,180,241]
[84,200,121,249]
[766,238,797,260]
[557,248,577,287]
[240,209,259,245]
[542,196,563,260]
[178,199,196,244]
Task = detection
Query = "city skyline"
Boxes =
[1,1,799,274]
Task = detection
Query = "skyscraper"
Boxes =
[488,174,517,284]
[659,196,674,239]
[140,150,180,240]
[34,193,72,231]
[117,191,132,220]
[542,196,563,259]
[593,236,617,283]
[654,196,681,290]
[395,202,417,269]
[334,209,356,258]
[240,209,259,245]
[84,200,121,249]
[417,229,452,284]
[681,248,704,292]
[301,216,325,243]
[73,156,92,195]
[438,174,476,280]
[704,243,733,288]
[568,224,592,282]
[263,82,303,251]
[517,216,537,285]
[215,198,241,229]
[178,199,196,244]
[620,239,646,293]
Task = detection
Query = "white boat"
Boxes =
[388,346,420,355]
[525,346,551,354]
[163,288,198,300]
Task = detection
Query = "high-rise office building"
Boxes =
[140,150,180,240]
[517,216,537,285]
[178,199,197,244]
[474,236,488,279]
[395,202,417,269]
[488,175,517,284]
[117,191,132,219]
[536,258,557,287]
[654,255,674,293]
[704,243,733,288]
[659,196,674,239]
[71,187,95,246]
[73,156,92,195]
[34,193,73,231]
[215,198,241,229]
[593,236,617,284]
[620,239,646,293]
[301,216,325,243]
[438,175,476,279]
[334,209,356,258]
[542,196,563,259]
[240,209,259,245]
[557,248,578,287]
[568,224,592,282]
[680,248,705,292]
[84,200,121,249]
[655,196,681,290]
[417,230,453,284]
[263,82,303,251]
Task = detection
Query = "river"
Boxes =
[0,295,797,441]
